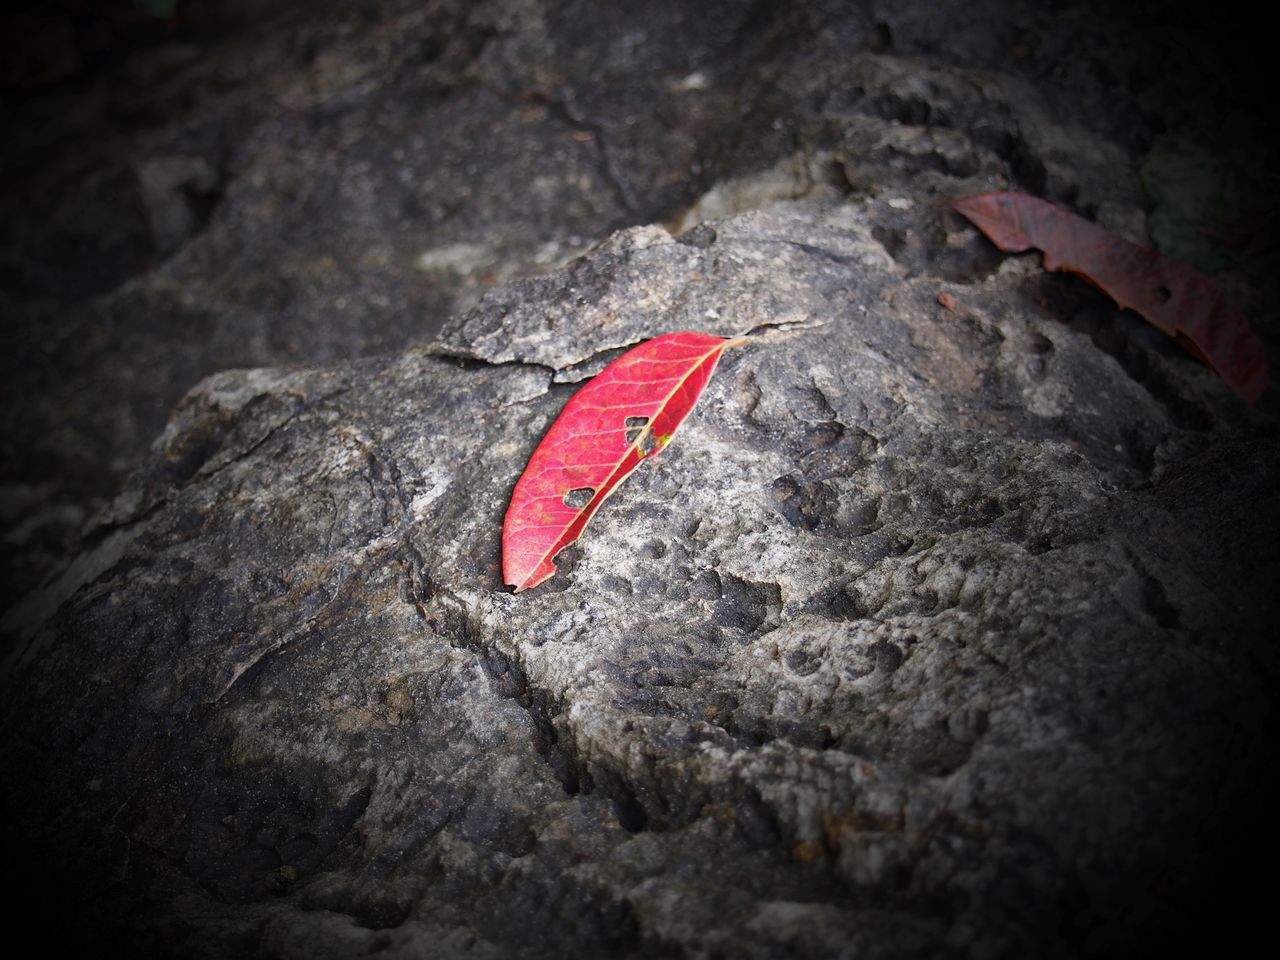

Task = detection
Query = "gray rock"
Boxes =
[0,0,792,607]
[2,2,1277,958]
[3,179,1277,955]
[4,0,1275,614]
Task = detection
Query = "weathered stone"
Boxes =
[2,2,1277,958]
[4,175,1277,954]
[0,0,799,606]
[5,0,1274,606]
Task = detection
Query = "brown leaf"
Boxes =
[949,191,1268,402]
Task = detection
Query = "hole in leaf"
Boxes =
[624,416,650,444]
[1156,285,1173,303]
[638,431,661,455]
[563,486,596,509]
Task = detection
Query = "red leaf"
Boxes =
[948,191,1269,402]
[503,331,745,592]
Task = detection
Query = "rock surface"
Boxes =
[4,0,1276,619]
[2,2,1278,958]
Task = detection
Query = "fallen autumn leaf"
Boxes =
[949,190,1268,402]
[503,331,745,592]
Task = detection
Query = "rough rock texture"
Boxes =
[4,0,1276,618]
[1,0,786,608]
[3,2,1279,958]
